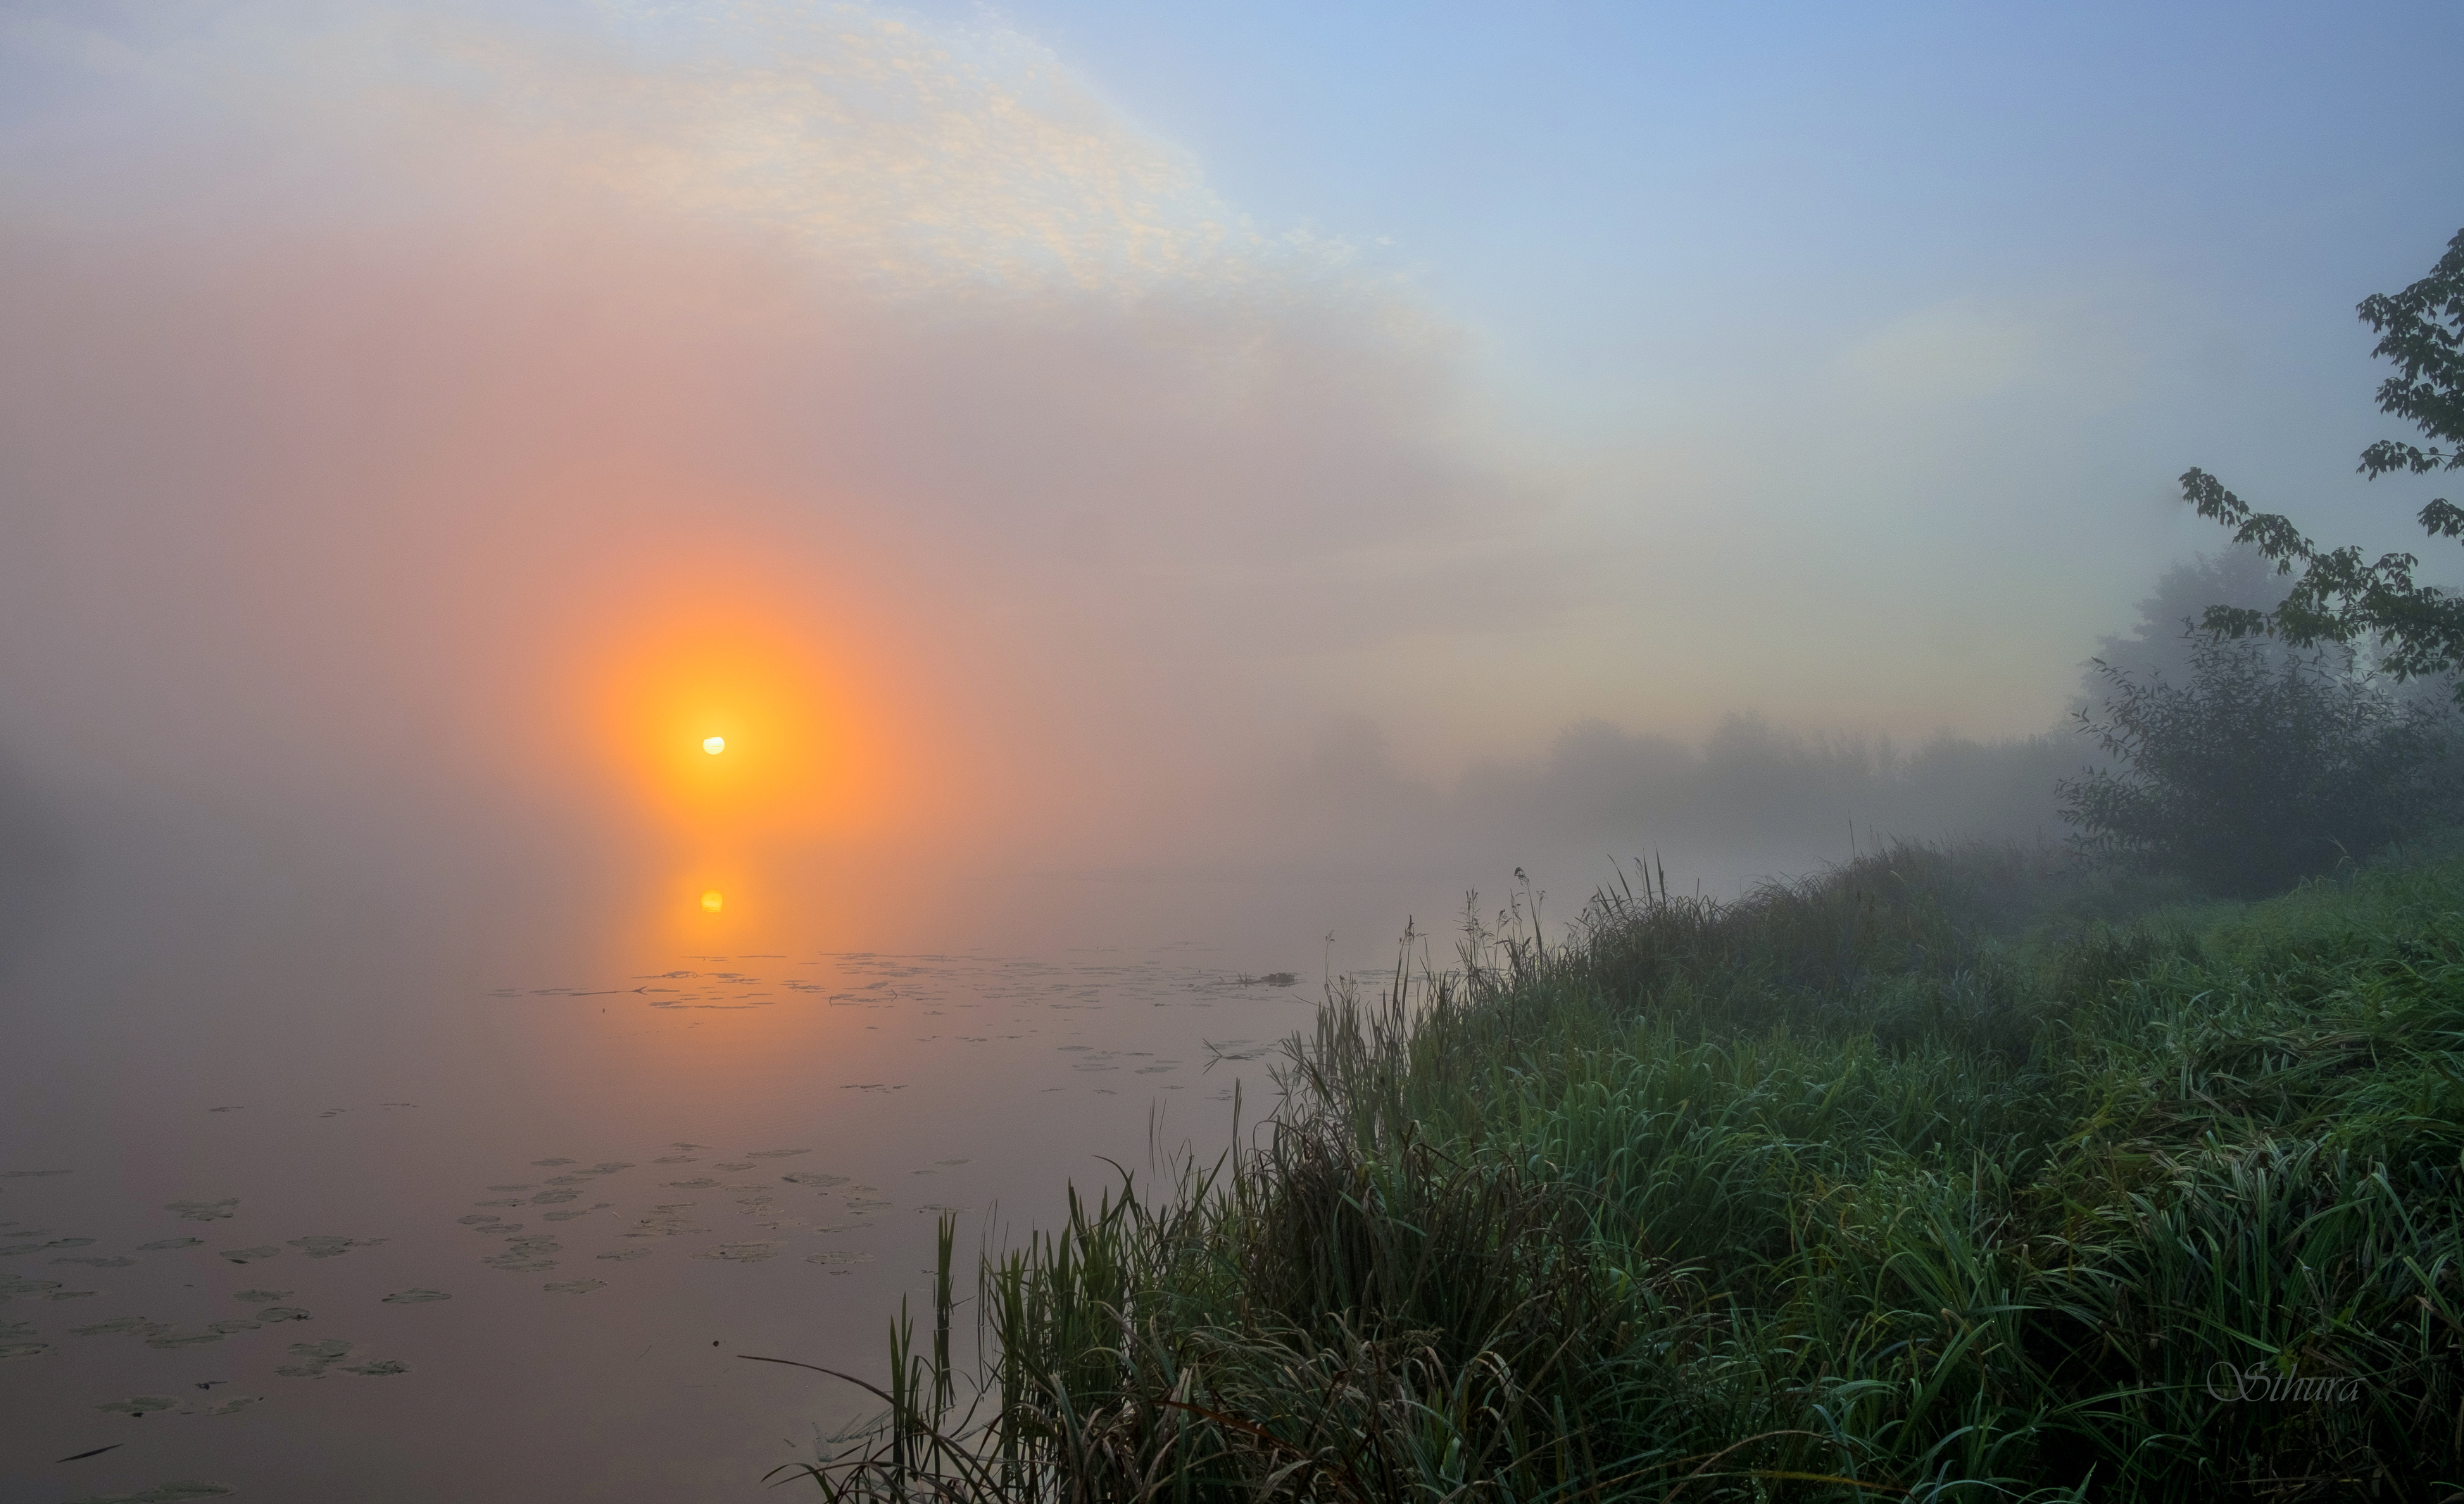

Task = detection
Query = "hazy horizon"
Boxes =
[5,2,2460,961]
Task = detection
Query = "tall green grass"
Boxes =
[763,843,2464,1500]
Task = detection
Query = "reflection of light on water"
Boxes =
[701,891,724,913]
[702,736,724,755]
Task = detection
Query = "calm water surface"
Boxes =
[0,838,1402,1502]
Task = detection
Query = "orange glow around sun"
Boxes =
[573,579,929,850]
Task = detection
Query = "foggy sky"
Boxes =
[3,1,2460,941]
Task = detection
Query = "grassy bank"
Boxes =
[785,842,2464,1501]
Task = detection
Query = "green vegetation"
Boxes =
[2183,225,2464,696]
[2061,632,2458,894]
[774,840,2464,1500]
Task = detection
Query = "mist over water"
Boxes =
[6,1,2455,1498]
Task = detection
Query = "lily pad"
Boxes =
[341,1358,408,1376]
[380,1288,449,1304]
[456,1215,500,1227]
[257,1307,312,1322]
[218,1247,280,1265]
[275,1338,351,1377]
[97,1396,180,1415]
[55,1255,137,1268]
[137,1238,205,1251]
[531,1158,577,1167]
[63,1483,237,1503]
[596,1247,653,1262]
[232,1288,291,1303]
[288,1235,379,1259]
[746,1148,811,1159]
[72,1317,155,1336]
[693,1241,784,1263]
[206,1320,260,1335]
[783,1172,849,1187]
[0,1340,49,1358]
[200,1396,262,1417]
[165,1200,239,1222]
[144,1332,225,1349]
[529,1189,579,1204]
[543,1278,605,1294]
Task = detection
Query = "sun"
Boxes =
[700,890,724,913]
[703,736,725,754]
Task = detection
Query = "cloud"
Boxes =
[0,0,1530,889]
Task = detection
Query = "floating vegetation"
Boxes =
[543,1279,605,1295]
[206,1320,260,1334]
[97,1396,180,1415]
[652,1155,698,1165]
[745,1148,810,1159]
[596,1246,653,1262]
[340,1358,408,1377]
[4,1235,96,1253]
[144,1332,223,1350]
[485,1184,536,1193]
[256,1307,310,1322]
[1,1277,63,1298]
[199,1396,261,1417]
[472,1198,523,1208]
[55,1255,137,1267]
[803,1250,873,1270]
[710,1161,755,1172]
[289,1235,380,1258]
[231,1288,290,1303]
[380,1288,449,1304]
[691,1241,784,1262]
[137,1237,203,1251]
[62,1482,236,1504]
[530,1189,579,1204]
[661,1178,718,1189]
[585,1162,634,1174]
[275,1338,353,1377]
[781,1172,848,1188]
[622,1204,701,1239]
[532,1158,577,1167]
[71,1317,155,1336]
[455,1215,498,1227]
[0,1340,48,1358]
[217,1246,279,1265]
[164,1200,237,1222]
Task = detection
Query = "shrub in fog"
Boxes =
[2059,630,2457,894]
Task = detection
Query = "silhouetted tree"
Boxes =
[2059,633,2456,894]
[2180,227,2464,697]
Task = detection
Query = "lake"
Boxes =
[0,832,1435,1501]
